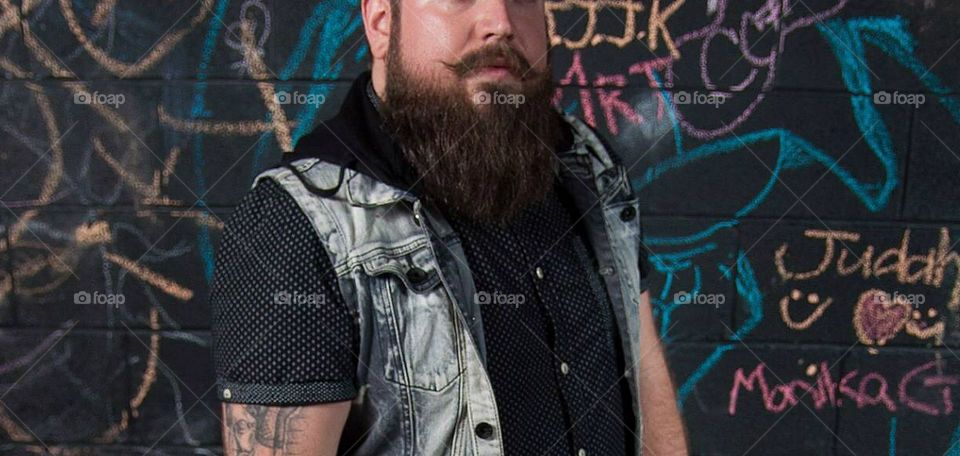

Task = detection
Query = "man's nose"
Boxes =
[475,0,515,43]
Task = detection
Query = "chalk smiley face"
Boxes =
[905,306,945,341]
[779,288,834,330]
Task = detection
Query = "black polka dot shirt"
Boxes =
[210,179,358,405]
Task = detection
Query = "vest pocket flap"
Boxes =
[359,249,442,293]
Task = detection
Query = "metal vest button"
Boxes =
[475,422,495,440]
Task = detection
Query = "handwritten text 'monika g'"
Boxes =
[728,361,958,416]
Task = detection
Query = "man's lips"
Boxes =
[474,64,517,79]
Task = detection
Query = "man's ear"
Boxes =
[362,0,392,61]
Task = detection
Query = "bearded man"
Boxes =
[210,0,687,454]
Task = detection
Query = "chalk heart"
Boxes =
[853,289,911,346]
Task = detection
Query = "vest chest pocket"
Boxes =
[361,249,464,392]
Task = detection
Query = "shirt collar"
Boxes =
[366,78,385,114]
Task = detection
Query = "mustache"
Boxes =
[443,42,534,80]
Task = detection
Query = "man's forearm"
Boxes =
[637,290,689,455]
[222,401,350,456]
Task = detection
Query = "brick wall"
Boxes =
[0,1,957,454]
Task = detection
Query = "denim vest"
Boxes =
[255,112,645,455]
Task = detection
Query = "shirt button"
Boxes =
[222,388,232,400]
[534,267,545,280]
[560,362,570,375]
[475,422,495,440]
[620,206,636,221]
[578,449,587,456]
[598,266,614,276]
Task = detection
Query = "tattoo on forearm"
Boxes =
[224,404,305,456]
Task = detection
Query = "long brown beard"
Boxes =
[379,40,564,225]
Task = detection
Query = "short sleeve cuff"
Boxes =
[217,379,357,405]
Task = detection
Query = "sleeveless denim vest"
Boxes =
[254,112,645,456]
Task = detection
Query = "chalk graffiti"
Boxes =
[545,0,685,56]
[853,289,945,346]
[0,0,365,449]
[771,228,959,345]
[779,288,833,331]
[729,360,959,417]
[775,229,960,306]
[548,1,960,452]
[0,0,956,453]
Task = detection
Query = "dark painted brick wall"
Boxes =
[0,1,957,454]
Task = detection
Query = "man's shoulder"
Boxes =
[231,177,298,221]
[221,177,318,252]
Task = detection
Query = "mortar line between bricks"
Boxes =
[897,106,917,221]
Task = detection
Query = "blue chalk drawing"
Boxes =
[889,416,898,456]
[187,0,367,284]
